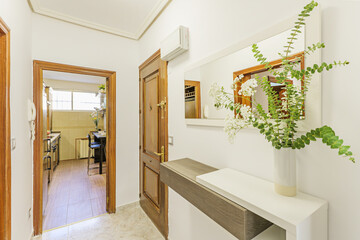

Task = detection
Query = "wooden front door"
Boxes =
[139,50,168,238]
[0,17,11,240]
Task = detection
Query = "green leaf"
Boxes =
[327,136,339,145]
[331,139,343,149]
[306,132,316,141]
[301,135,310,145]
[339,145,350,155]
[345,151,353,156]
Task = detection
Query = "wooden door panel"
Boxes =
[144,73,159,156]
[139,50,168,238]
[144,165,160,207]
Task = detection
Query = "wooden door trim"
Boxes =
[0,16,11,240]
[33,60,116,236]
[139,50,168,238]
[233,52,304,77]
[139,49,161,70]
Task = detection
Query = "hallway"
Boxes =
[34,203,164,240]
[43,159,106,230]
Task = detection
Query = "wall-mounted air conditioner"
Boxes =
[161,26,189,61]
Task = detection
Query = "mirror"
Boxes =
[184,28,305,120]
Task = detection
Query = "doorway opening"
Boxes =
[0,17,11,240]
[33,61,116,235]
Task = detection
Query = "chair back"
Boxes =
[87,134,91,147]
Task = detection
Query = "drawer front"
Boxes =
[160,160,272,240]
[160,164,247,239]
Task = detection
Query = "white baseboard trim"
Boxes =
[29,230,34,240]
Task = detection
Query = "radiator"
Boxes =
[75,138,91,159]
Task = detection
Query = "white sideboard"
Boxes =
[196,168,328,240]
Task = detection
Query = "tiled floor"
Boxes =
[43,159,106,230]
[33,202,164,240]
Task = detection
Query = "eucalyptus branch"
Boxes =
[209,1,355,163]
[284,1,318,57]
[295,126,355,162]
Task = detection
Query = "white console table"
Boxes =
[196,168,328,240]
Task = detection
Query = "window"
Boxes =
[73,92,100,111]
[52,90,101,111]
[52,90,72,110]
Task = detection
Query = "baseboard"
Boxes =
[29,230,34,240]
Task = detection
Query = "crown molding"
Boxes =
[135,0,170,39]
[28,0,170,40]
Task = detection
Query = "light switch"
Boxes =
[168,136,174,145]
[11,138,16,150]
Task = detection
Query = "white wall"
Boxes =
[0,0,33,239]
[32,14,140,207]
[138,0,360,240]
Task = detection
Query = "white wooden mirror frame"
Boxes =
[185,7,321,132]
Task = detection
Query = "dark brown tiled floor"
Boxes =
[43,159,106,230]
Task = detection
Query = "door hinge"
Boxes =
[139,145,141,150]
[139,193,141,198]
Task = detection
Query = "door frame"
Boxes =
[139,50,169,238]
[33,60,117,235]
[0,17,11,240]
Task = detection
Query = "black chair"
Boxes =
[87,134,101,175]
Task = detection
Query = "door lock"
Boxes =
[153,146,165,163]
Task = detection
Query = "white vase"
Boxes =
[273,148,296,197]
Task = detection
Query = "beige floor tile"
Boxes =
[43,227,69,240]
[66,204,164,240]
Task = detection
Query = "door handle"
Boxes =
[157,98,167,119]
[157,97,167,109]
[153,146,165,163]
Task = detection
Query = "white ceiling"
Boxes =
[43,71,106,84]
[29,0,170,39]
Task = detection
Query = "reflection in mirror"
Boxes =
[233,53,304,117]
[185,80,201,118]
[184,28,304,119]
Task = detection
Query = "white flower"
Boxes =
[209,83,230,109]
[209,82,222,98]
[231,74,244,90]
[238,78,258,96]
[224,114,249,143]
[239,104,252,120]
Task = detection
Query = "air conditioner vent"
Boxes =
[161,26,189,61]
